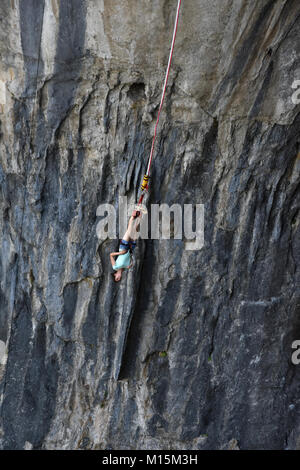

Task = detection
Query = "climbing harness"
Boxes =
[135,0,182,212]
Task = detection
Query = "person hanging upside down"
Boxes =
[110,210,142,282]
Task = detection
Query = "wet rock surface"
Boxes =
[0,0,300,449]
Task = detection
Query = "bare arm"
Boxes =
[110,253,116,268]
[110,250,127,256]
[110,250,127,268]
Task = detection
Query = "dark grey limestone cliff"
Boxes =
[0,0,300,450]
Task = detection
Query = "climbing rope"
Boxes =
[136,0,182,209]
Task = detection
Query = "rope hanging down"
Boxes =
[137,0,182,206]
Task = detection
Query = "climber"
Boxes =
[110,0,181,283]
[110,210,142,282]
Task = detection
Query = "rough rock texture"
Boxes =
[0,0,300,450]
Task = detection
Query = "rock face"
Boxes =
[0,0,300,450]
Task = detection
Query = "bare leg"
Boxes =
[122,214,142,241]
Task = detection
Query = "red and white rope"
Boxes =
[146,0,182,177]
